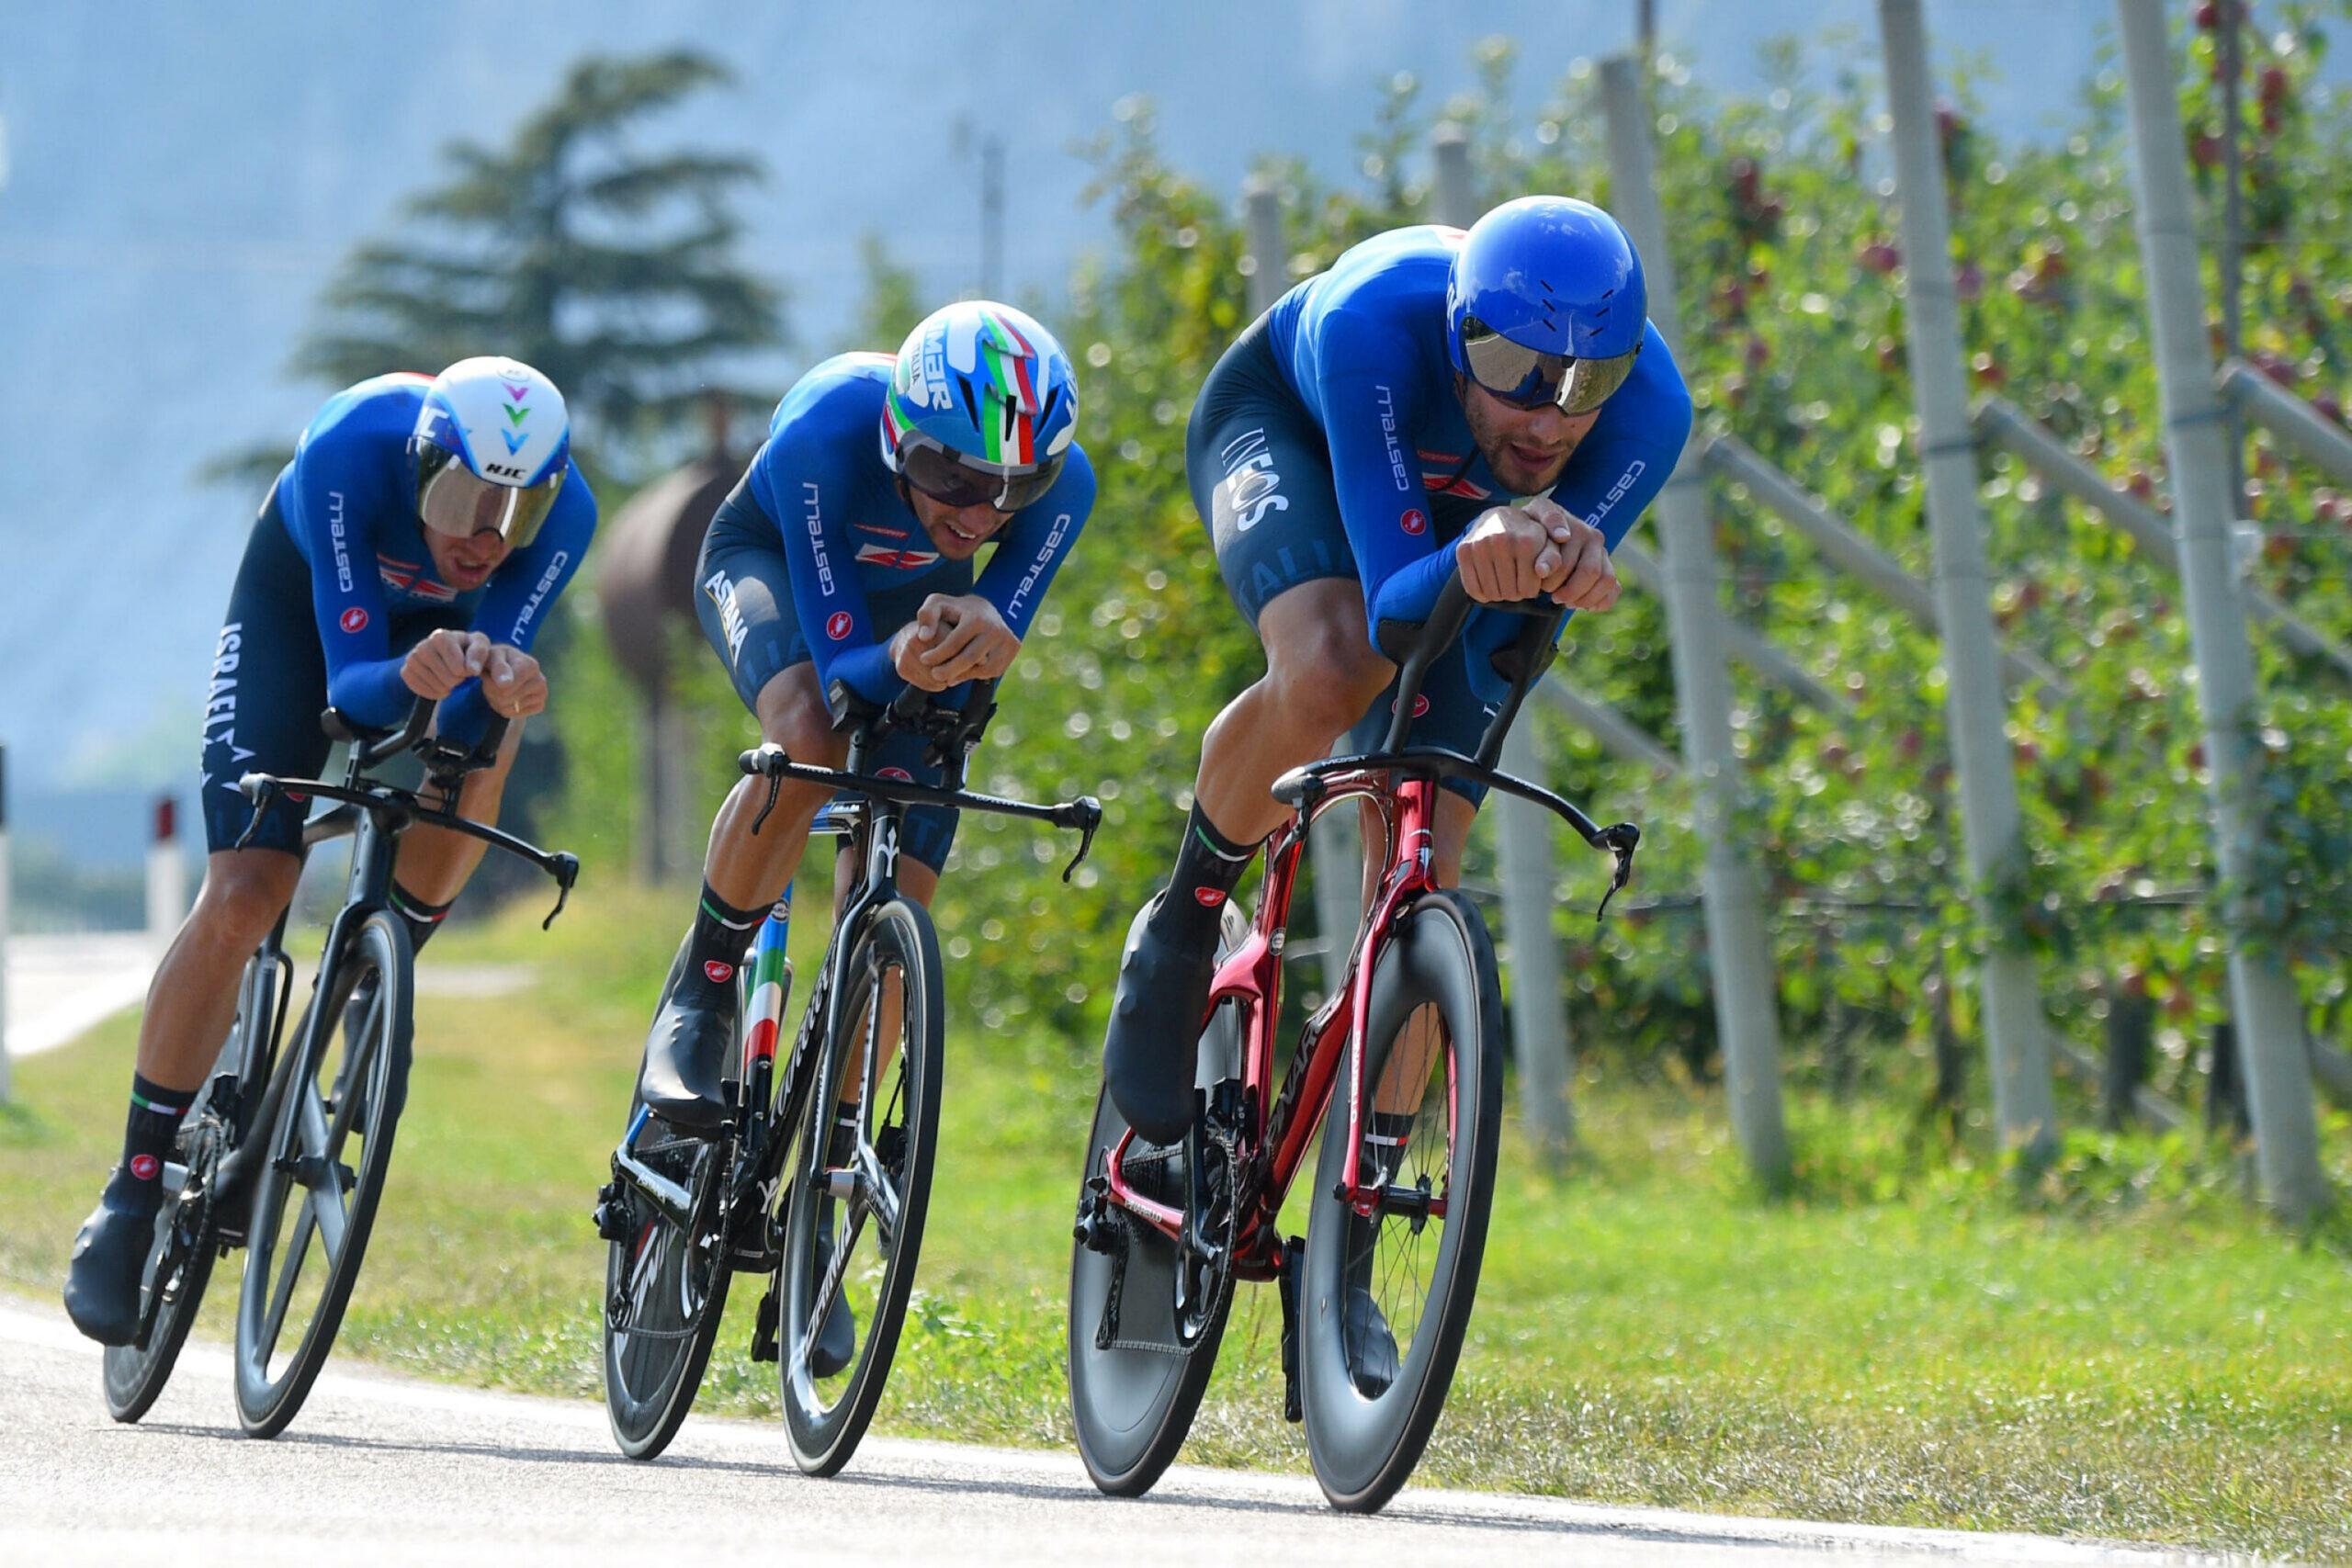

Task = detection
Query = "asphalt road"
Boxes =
[0,1302,2237,1567]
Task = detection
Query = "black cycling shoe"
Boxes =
[62,1181,162,1347]
[1102,896,1219,1147]
[809,1234,858,1379]
[1340,1208,1399,1397]
[639,989,737,1134]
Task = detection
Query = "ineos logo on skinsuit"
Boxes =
[825,611,854,641]
[339,606,369,634]
[1218,426,1288,534]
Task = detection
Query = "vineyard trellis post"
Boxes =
[1431,123,1576,1163]
[1600,55,1790,1185]
[2114,0,2327,1224]
[1242,176,1362,1002]
[1878,0,2059,1162]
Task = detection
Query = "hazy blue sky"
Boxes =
[0,1,2328,802]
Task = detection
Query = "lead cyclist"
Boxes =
[1100,196,1693,1386]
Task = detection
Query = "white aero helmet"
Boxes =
[409,356,572,548]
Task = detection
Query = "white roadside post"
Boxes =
[2115,0,2326,1222]
[1430,124,1576,1164]
[1,744,12,1103]
[1878,0,2059,1162]
[1600,57,1790,1185]
[147,795,186,957]
[1242,175,1363,999]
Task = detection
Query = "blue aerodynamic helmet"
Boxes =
[880,301,1079,512]
[1445,196,1647,415]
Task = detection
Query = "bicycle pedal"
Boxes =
[591,1181,634,1243]
[750,1287,780,1363]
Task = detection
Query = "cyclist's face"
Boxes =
[905,485,1013,561]
[422,520,513,591]
[1456,375,1600,496]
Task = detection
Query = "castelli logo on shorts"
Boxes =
[339,606,369,634]
[130,1155,162,1181]
[1399,507,1428,536]
[1392,694,1431,716]
[1193,887,1227,908]
[704,961,734,985]
[876,766,914,782]
[825,610,854,641]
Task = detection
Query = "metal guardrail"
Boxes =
[2219,357,2352,488]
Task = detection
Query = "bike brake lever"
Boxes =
[233,776,278,852]
[1594,822,1640,923]
[542,852,580,931]
[750,769,784,836]
[1060,798,1103,884]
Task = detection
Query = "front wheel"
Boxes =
[1067,899,1248,1498]
[232,911,413,1438]
[778,897,944,1476]
[1298,887,1503,1513]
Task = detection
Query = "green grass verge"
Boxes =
[3,881,2348,1559]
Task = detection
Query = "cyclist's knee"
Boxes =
[1266,618,1394,738]
[754,672,846,768]
[193,852,299,944]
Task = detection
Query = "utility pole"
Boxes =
[2115,0,2326,1224]
[1877,0,2058,1162]
[1600,57,1790,1186]
[1432,124,1576,1164]
[0,744,11,1103]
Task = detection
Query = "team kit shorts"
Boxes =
[1186,313,1501,804]
[694,479,967,874]
[199,501,468,855]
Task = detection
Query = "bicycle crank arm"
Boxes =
[611,1145,698,1232]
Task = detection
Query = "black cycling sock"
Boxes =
[1153,803,1258,955]
[389,884,453,956]
[681,883,765,1001]
[108,1074,195,1216]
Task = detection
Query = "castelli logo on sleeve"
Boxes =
[1193,886,1227,908]
[130,1154,162,1181]
[339,606,369,634]
[825,610,854,641]
[876,766,915,782]
[1399,508,1428,536]
[1391,694,1431,716]
[704,960,735,985]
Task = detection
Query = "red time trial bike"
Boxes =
[1067,572,1640,1513]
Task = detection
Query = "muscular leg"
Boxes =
[1193,579,1397,844]
[705,662,850,910]
[132,849,304,1092]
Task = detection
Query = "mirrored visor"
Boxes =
[1460,317,1640,415]
[417,450,565,549]
[899,434,1065,513]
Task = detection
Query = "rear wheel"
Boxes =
[232,912,413,1438]
[1068,900,1249,1498]
[1298,888,1502,1513]
[778,897,944,1477]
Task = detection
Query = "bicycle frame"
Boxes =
[1096,577,1641,1282]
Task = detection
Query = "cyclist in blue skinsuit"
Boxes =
[1102,198,1690,1385]
[63,357,598,1345]
[638,301,1093,1141]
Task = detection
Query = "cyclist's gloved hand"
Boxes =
[402,628,491,700]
